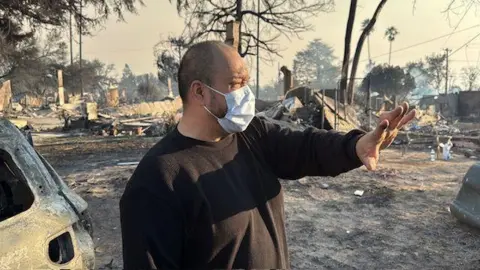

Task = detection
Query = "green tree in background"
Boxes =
[7,30,67,95]
[119,64,139,99]
[406,53,446,90]
[293,39,339,87]
[425,53,447,90]
[461,66,480,91]
[360,64,416,101]
[62,59,117,97]
[136,73,165,102]
[0,0,141,104]
[155,36,188,97]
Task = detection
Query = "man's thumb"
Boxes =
[364,156,377,171]
[374,119,389,141]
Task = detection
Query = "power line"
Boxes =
[442,0,474,47]
[450,32,480,57]
[85,25,480,60]
[450,59,478,62]
[84,47,154,54]
[361,24,480,63]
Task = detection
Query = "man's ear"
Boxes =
[189,80,207,105]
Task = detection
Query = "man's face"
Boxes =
[203,47,250,118]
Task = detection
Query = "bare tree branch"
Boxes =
[169,0,334,57]
[441,0,479,26]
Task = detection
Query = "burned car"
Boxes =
[0,119,94,269]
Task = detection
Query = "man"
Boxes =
[120,40,415,269]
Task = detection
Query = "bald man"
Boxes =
[120,40,415,269]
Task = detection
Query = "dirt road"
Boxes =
[35,135,480,269]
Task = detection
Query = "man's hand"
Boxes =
[356,102,416,171]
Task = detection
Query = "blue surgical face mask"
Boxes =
[203,84,256,133]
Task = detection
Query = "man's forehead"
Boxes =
[217,67,249,83]
[216,52,248,77]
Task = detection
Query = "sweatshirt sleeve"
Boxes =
[256,117,365,179]
[120,160,184,269]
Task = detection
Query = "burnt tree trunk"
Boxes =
[347,0,388,105]
[340,0,358,105]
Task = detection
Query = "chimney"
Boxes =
[107,86,119,107]
[280,66,293,95]
[225,21,240,51]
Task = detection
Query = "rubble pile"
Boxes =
[4,85,480,158]
[113,98,182,117]
[89,111,182,138]
[253,88,480,160]
[407,110,461,135]
[256,90,360,133]
[356,110,379,131]
[87,97,183,137]
[3,97,184,137]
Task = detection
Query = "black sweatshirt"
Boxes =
[120,116,365,269]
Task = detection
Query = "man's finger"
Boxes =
[381,106,403,122]
[400,102,409,117]
[389,102,409,129]
[374,119,389,142]
[398,109,416,128]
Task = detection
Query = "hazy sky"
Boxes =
[80,0,480,87]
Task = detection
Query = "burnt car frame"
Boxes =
[0,119,94,269]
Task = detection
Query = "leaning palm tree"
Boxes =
[384,26,399,64]
[362,19,375,65]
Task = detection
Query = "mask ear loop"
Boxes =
[203,84,227,120]
[203,106,220,120]
[204,84,226,97]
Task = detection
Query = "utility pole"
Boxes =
[69,12,73,66]
[366,77,371,131]
[255,0,260,99]
[79,0,84,98]
[444,48,451,95]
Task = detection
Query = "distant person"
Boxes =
[120,40,416,269]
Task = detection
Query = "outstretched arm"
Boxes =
[256,102,416,179]
[256,117,365,179]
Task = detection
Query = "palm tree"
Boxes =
[385,26,399,64]
[361,19,375,65]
